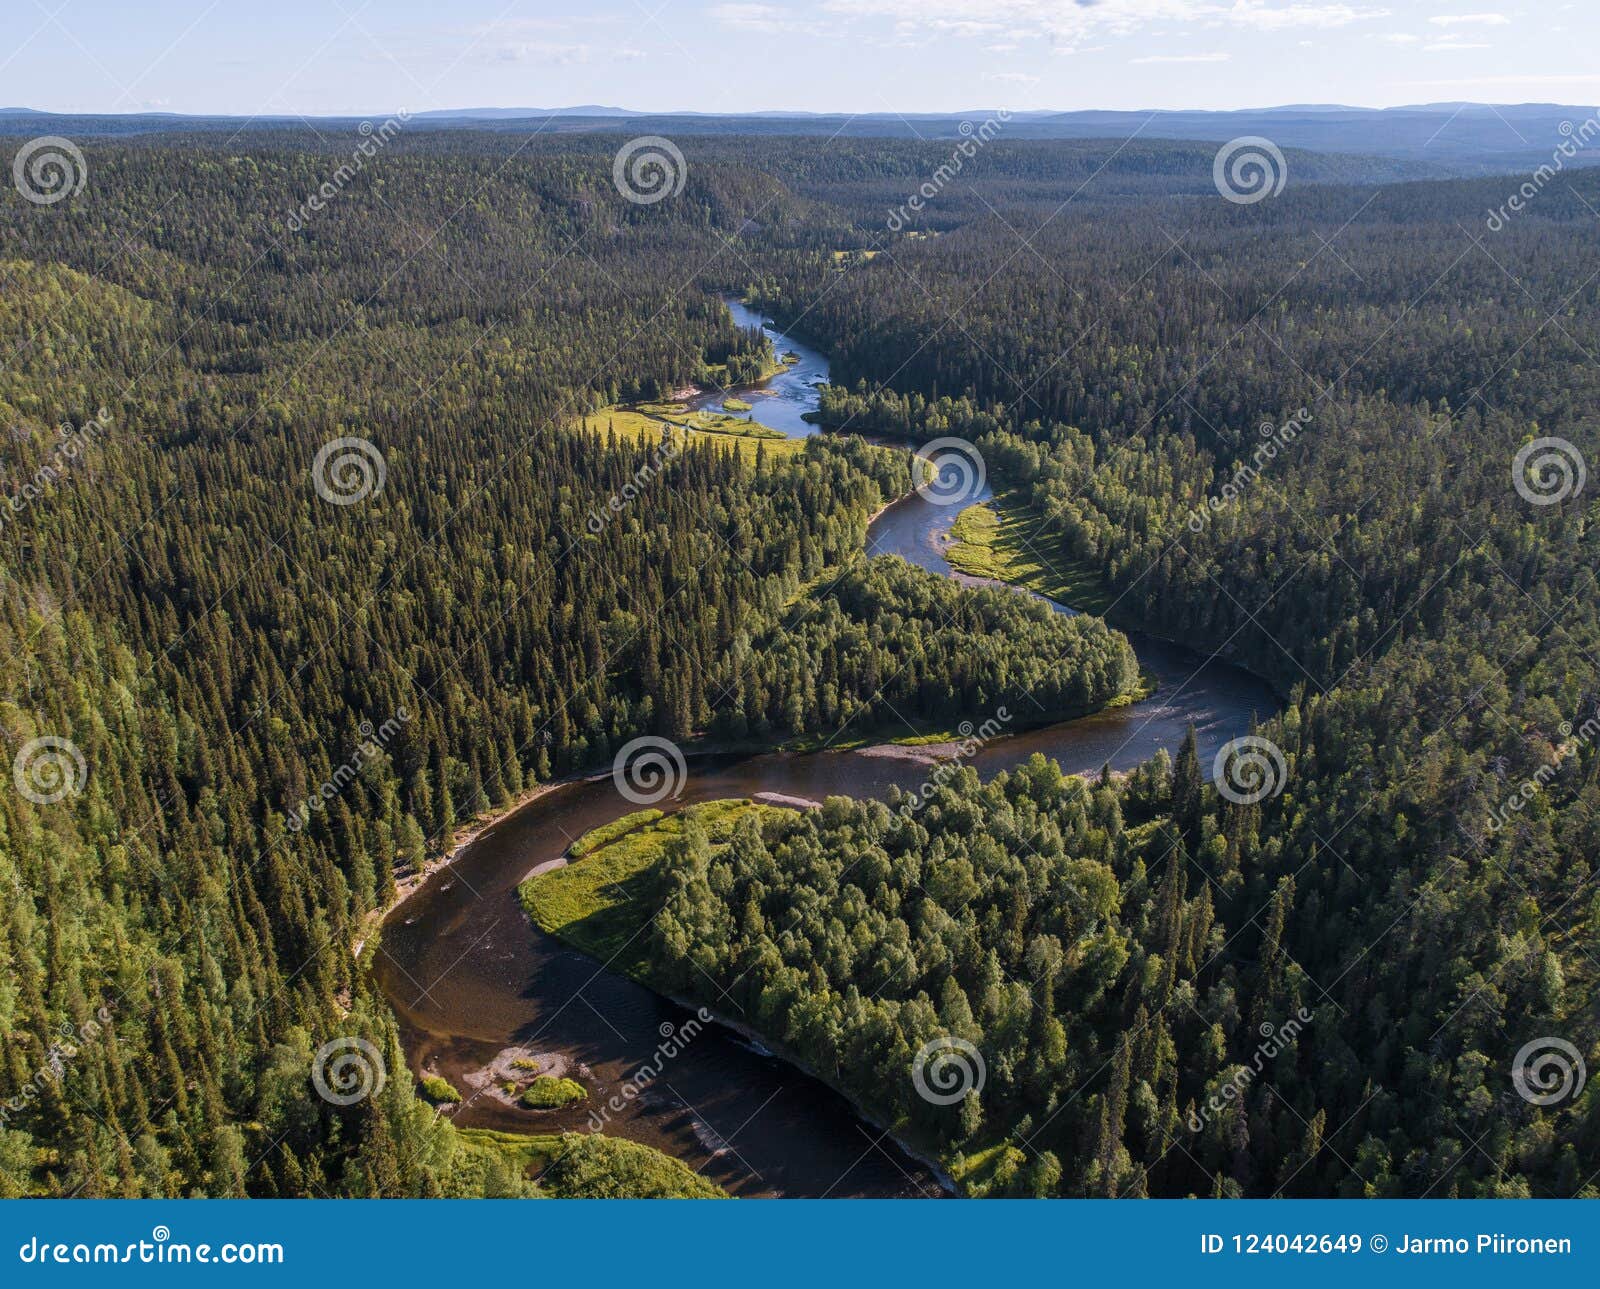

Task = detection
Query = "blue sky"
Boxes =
[4,0,1595,116]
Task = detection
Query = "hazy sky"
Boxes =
[4,0,1595,117]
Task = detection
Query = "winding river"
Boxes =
[372,300,1278,1198]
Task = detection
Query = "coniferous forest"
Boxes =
[0,124,1596,1200]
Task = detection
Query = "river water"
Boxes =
[686,298,831,437]
[372,300,1277,1198]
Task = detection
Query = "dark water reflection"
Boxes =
[374,303,1277,1198]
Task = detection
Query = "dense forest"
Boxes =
[1,125,1596,1197]
[751,557,1138,738]
[0,136,1134,1196]
[748,148,1600,1195]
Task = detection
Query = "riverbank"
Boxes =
[943,495,1292,702]
[352,771,602,961]
[664,987,959,1197]
[519,802,957,1195]
[944,498,1113,615]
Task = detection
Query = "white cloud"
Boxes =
[1427,12,1511,25]
[1424,39,1491,50]
[816,0,1391,44]
[709,3,800,32]
[1131,51,1231,62]
[1227,1,1391,31]
[1375,32,1419,43]
[987,70,1040,83]
[488,41,643,64]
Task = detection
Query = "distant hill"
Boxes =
[1015,104,1600,171]
[1,102,1595,175]
[411,105,644,119]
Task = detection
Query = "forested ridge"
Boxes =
[1,127,1596,1197]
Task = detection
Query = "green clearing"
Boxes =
[537,1133,726,1198]
[520,799,787,979]
[888,728,982,747]
[452,1127,560,1178]
[721,396,753,412]
[946,501,1155,704]
[576,406,678,440]
[575,403,805,464]
[453,1128,725,1198]
[655,408,785,438]
[569,807,664,857]
[945,500,1115,615]
[948,1139,1040,1197]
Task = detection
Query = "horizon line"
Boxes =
[4,100,1599,123]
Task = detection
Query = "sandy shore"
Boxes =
[751,790,822,809]
[854,740,965,765]
[456,1045,589,1111]
[350,770,607,960]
